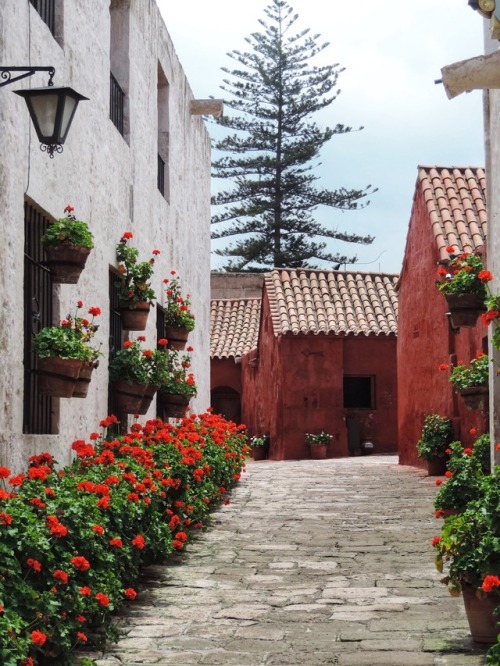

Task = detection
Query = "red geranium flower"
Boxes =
[95,592,110,607]
[71,556,91,572]
[124,587,137,599]
[31,630,47,646]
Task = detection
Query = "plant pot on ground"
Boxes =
[416,413,454,475]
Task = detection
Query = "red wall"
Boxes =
[210,358,241,394]
[397,183,488,467]
[242,292,398,460]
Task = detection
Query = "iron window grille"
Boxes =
[29,0,55,36]
[110,72,125,136]
[24,202,54,434]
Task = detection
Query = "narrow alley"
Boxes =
[80,456,488,666]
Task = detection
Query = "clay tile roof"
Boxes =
[418,166,487,261]
[265,268,398,337]
[210,298,261,359]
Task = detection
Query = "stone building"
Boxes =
[0,0,213,472]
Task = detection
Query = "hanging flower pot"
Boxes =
[72,361,96,398]
[41,205,94,284]
[445,294,486,328]
[458,386,489,411]
[135,385,157,415]
[462,584,500,644]
[44,245,91,284]
[111,380,147,414]
[119,302,151,331]
[158,392,189,419]
[165,325,190,351]
[37,357,83,398]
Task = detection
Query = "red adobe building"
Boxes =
[397,165,488,467]
[211,269,399,460]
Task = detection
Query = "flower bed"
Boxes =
[0,411,248,665]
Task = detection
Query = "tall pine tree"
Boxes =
[211,0,376,271]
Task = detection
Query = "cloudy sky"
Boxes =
[157,0,486,274]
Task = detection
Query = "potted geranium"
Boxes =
[416,413,454,475]
[109,338,155,414]
[115,232,160,330]
[156,347,197,419]
[433,474,500,644]
[163,271,195,350]
[42,205,94,283]
[33,303,101,398]
[249,435,269,461]
[436,247,489,327]
[305,431,332,459]
[445,353,490,411]
[434,437,490,516]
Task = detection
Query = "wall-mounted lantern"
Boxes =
[0,66,88,157]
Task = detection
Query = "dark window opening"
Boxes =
[30,0,55,35]
[157,154,165,195]
[343,376,374,409]
[211,386,241,424]
[24,203,54,434]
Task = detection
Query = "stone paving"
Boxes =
[79,455,489,666]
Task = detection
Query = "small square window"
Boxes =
[343,376,374,409]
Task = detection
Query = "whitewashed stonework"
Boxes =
[0,0,212,471]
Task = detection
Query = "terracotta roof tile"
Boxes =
[265,269,398,337]
[418,166,487,260]
[210,298,261,359]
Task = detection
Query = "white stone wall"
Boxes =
[0,0,211,472]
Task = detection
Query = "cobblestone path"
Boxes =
[79,456,489,666]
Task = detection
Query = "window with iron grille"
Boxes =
[110,73,125,136]
[110,2,129,141]
[108,269,127,431]
[29,0,55,36]
[24,203,54,434]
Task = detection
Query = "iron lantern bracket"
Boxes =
[0,66,55,88]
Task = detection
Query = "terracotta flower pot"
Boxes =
[72,361,95,398]
[119,302,150,331]
[462,583,500,644]
[111,380,147,414]
[309,444,327,460]
[135,384,157,415]
[37,357,83,398]
[445,293,486,328]
[44,244,91,284]
[252,446,268,461]
[165,325,190,351]
[458,386,489,411]
[426,458,447,476]
[159,393,189,419]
